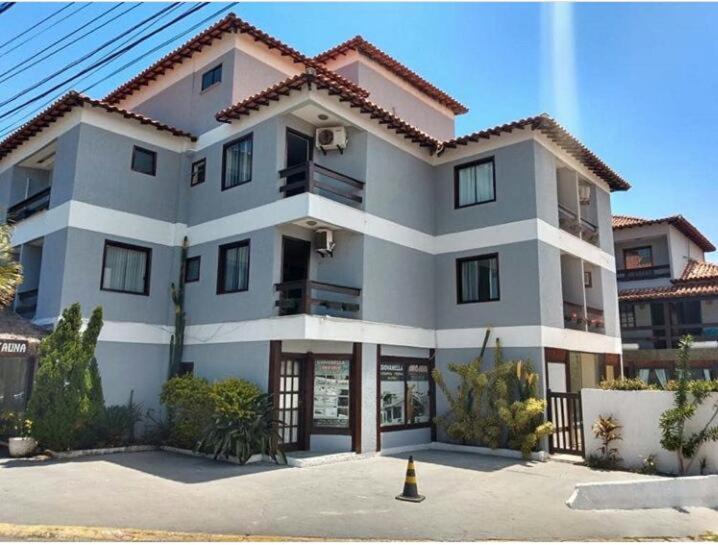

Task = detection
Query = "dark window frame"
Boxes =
[100,240,152,296]
[131,145,157,176]
[584,271,593,288]
[190,158,206,186]
[201,63,222,91]
[623,245,654,270]
[453,156,496,209]
[216,239,250,294]
[456,252,501,304]
[378,356,435,432]
[221,133,253,191]
[620,304,636,329]
[185,256,201,283]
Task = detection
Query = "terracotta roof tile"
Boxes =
[679,259,718,282]
[314,35,468,115]
[0,309,47,343]
[442,114,630,191]
[619,281,718,302]
[612,214,715,252]
[103,13,369,106]
[216,71,440,149]
[0,92,196,161]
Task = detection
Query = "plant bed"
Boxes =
[48,445,156,459]
[431,441,549,462]
[159,445,265,465]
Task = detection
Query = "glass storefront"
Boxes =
[380,358,433,428]
[312,358,350,429]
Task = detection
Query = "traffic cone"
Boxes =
[396,455,425,502]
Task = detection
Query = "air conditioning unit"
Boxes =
[314,228,335,257]
[315,126,347,153]
[578,184,591,205]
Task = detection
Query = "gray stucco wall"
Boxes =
[335,61,455,140]
[183,340,270,391]
[35,229,68,321]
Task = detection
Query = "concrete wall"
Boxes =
[581,388,718,475]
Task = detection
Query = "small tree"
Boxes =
[589,415,622,469]
[659,335,718,475]
[0,224,22,306]
[27,303,104,450]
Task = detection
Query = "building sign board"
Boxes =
[0,339,28,357]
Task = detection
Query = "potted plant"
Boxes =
[7,413,36,457]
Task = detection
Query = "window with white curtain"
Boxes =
[222,134,253,190]
[101,241,151,295]
[217,240,250,294]
[454,157,495,208]
[457,254,500,304]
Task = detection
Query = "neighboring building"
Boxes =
[614,214,718,384]
[0,14,627,454]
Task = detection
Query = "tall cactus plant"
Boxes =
[168,236,188,378]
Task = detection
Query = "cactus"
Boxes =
[168,237,188,378]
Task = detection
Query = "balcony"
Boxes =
[275,279,361,318]
[278,161,364,208]
[563,301,586,331]
[15,289,38,319]
[558,204,580,237]
[586,306,605,333]
[7,188,51,223]
[616,264,671,282]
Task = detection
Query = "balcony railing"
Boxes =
[622,321,718,349]
[563,300,586,330]
[275,279,361,318]
[586,305,605,333]
[616,264,671,282]
[278,161,364,208]
[558,204,580,236]
[7,187,51,223]
[15,288,38,319]
[579,217,599,246]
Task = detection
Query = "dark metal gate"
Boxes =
[547,390,584,456]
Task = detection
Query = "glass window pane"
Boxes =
[220,242,249,293]
[380,362,405,426]
[0,357,30,412]
[460,255,499,303]
[185,257,200,283]
[223,136,253,189]
[625,247,653,269]
[458,160,494,206]
[191,160,205,186]
[313,359,350,428]
[102,243,149,294]
[407,363,431,424]
[131,147,155,175]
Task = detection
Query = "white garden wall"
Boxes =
[581,389,718,475]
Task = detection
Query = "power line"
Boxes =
[0,3,182,112]
[0,3,188,138]
[0,3,143,85]
[0,3,91,58]
[0,3,14,16]
[0,3,209,121]
[0,2,74,51]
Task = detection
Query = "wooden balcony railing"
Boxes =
[616,264,671,282]
[275,279,361,317]
[278,161,364,207]
[7,187,51,222]
[563,300,586,330]
[15,288,38,319]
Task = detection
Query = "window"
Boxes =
[185,256,200,283]
[190,159,206,186]
[101,241,151,295]
[131,146,156,176]
[201,64,222,91]
[222,134,253,190]
[619,304,636,329]
[379,358,432,429]
[454,157,495,208]
[456,253,500,304]
[179,362,194,376]
[217,240,250,294]
[313,358,351,429]
[584,271,593,288]
[624,246,653,269]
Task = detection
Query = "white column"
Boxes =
[360,342,378,453]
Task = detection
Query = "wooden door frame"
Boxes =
[285,128,314,165]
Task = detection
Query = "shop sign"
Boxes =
[0,339,28,356]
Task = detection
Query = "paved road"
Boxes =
[0,449,716,540]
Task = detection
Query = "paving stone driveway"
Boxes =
[1,449,716,540]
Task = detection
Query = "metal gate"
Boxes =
[547,390,584,456]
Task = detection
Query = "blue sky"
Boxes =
[1,2,716,253]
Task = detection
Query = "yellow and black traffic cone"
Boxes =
[396,455,425,502]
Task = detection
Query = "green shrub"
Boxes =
[160,374,213,449]
[27,304,104,451]
[665,379,718,394]
[92,403,143,447]
[209,378,262,419]
[600,377,656,391]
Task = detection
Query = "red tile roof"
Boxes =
[216,71,440,149]
[679,259,718,282]
[0,92,196,160]
[612,214,715,252]
[314,36,468,115]
[103,13,369,106]
[619,281,718,302]
[442,114,630,191]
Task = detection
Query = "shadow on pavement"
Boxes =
[0,449,291,484]
[383,448,535,472]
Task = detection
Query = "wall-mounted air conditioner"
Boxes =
[314,228,335,257]
[316,126,347,154]
[579,184,592,206]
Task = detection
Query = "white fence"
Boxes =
[581,389,718,475]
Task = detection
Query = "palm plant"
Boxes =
[196,393,286,465]
[0,224,22,307]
